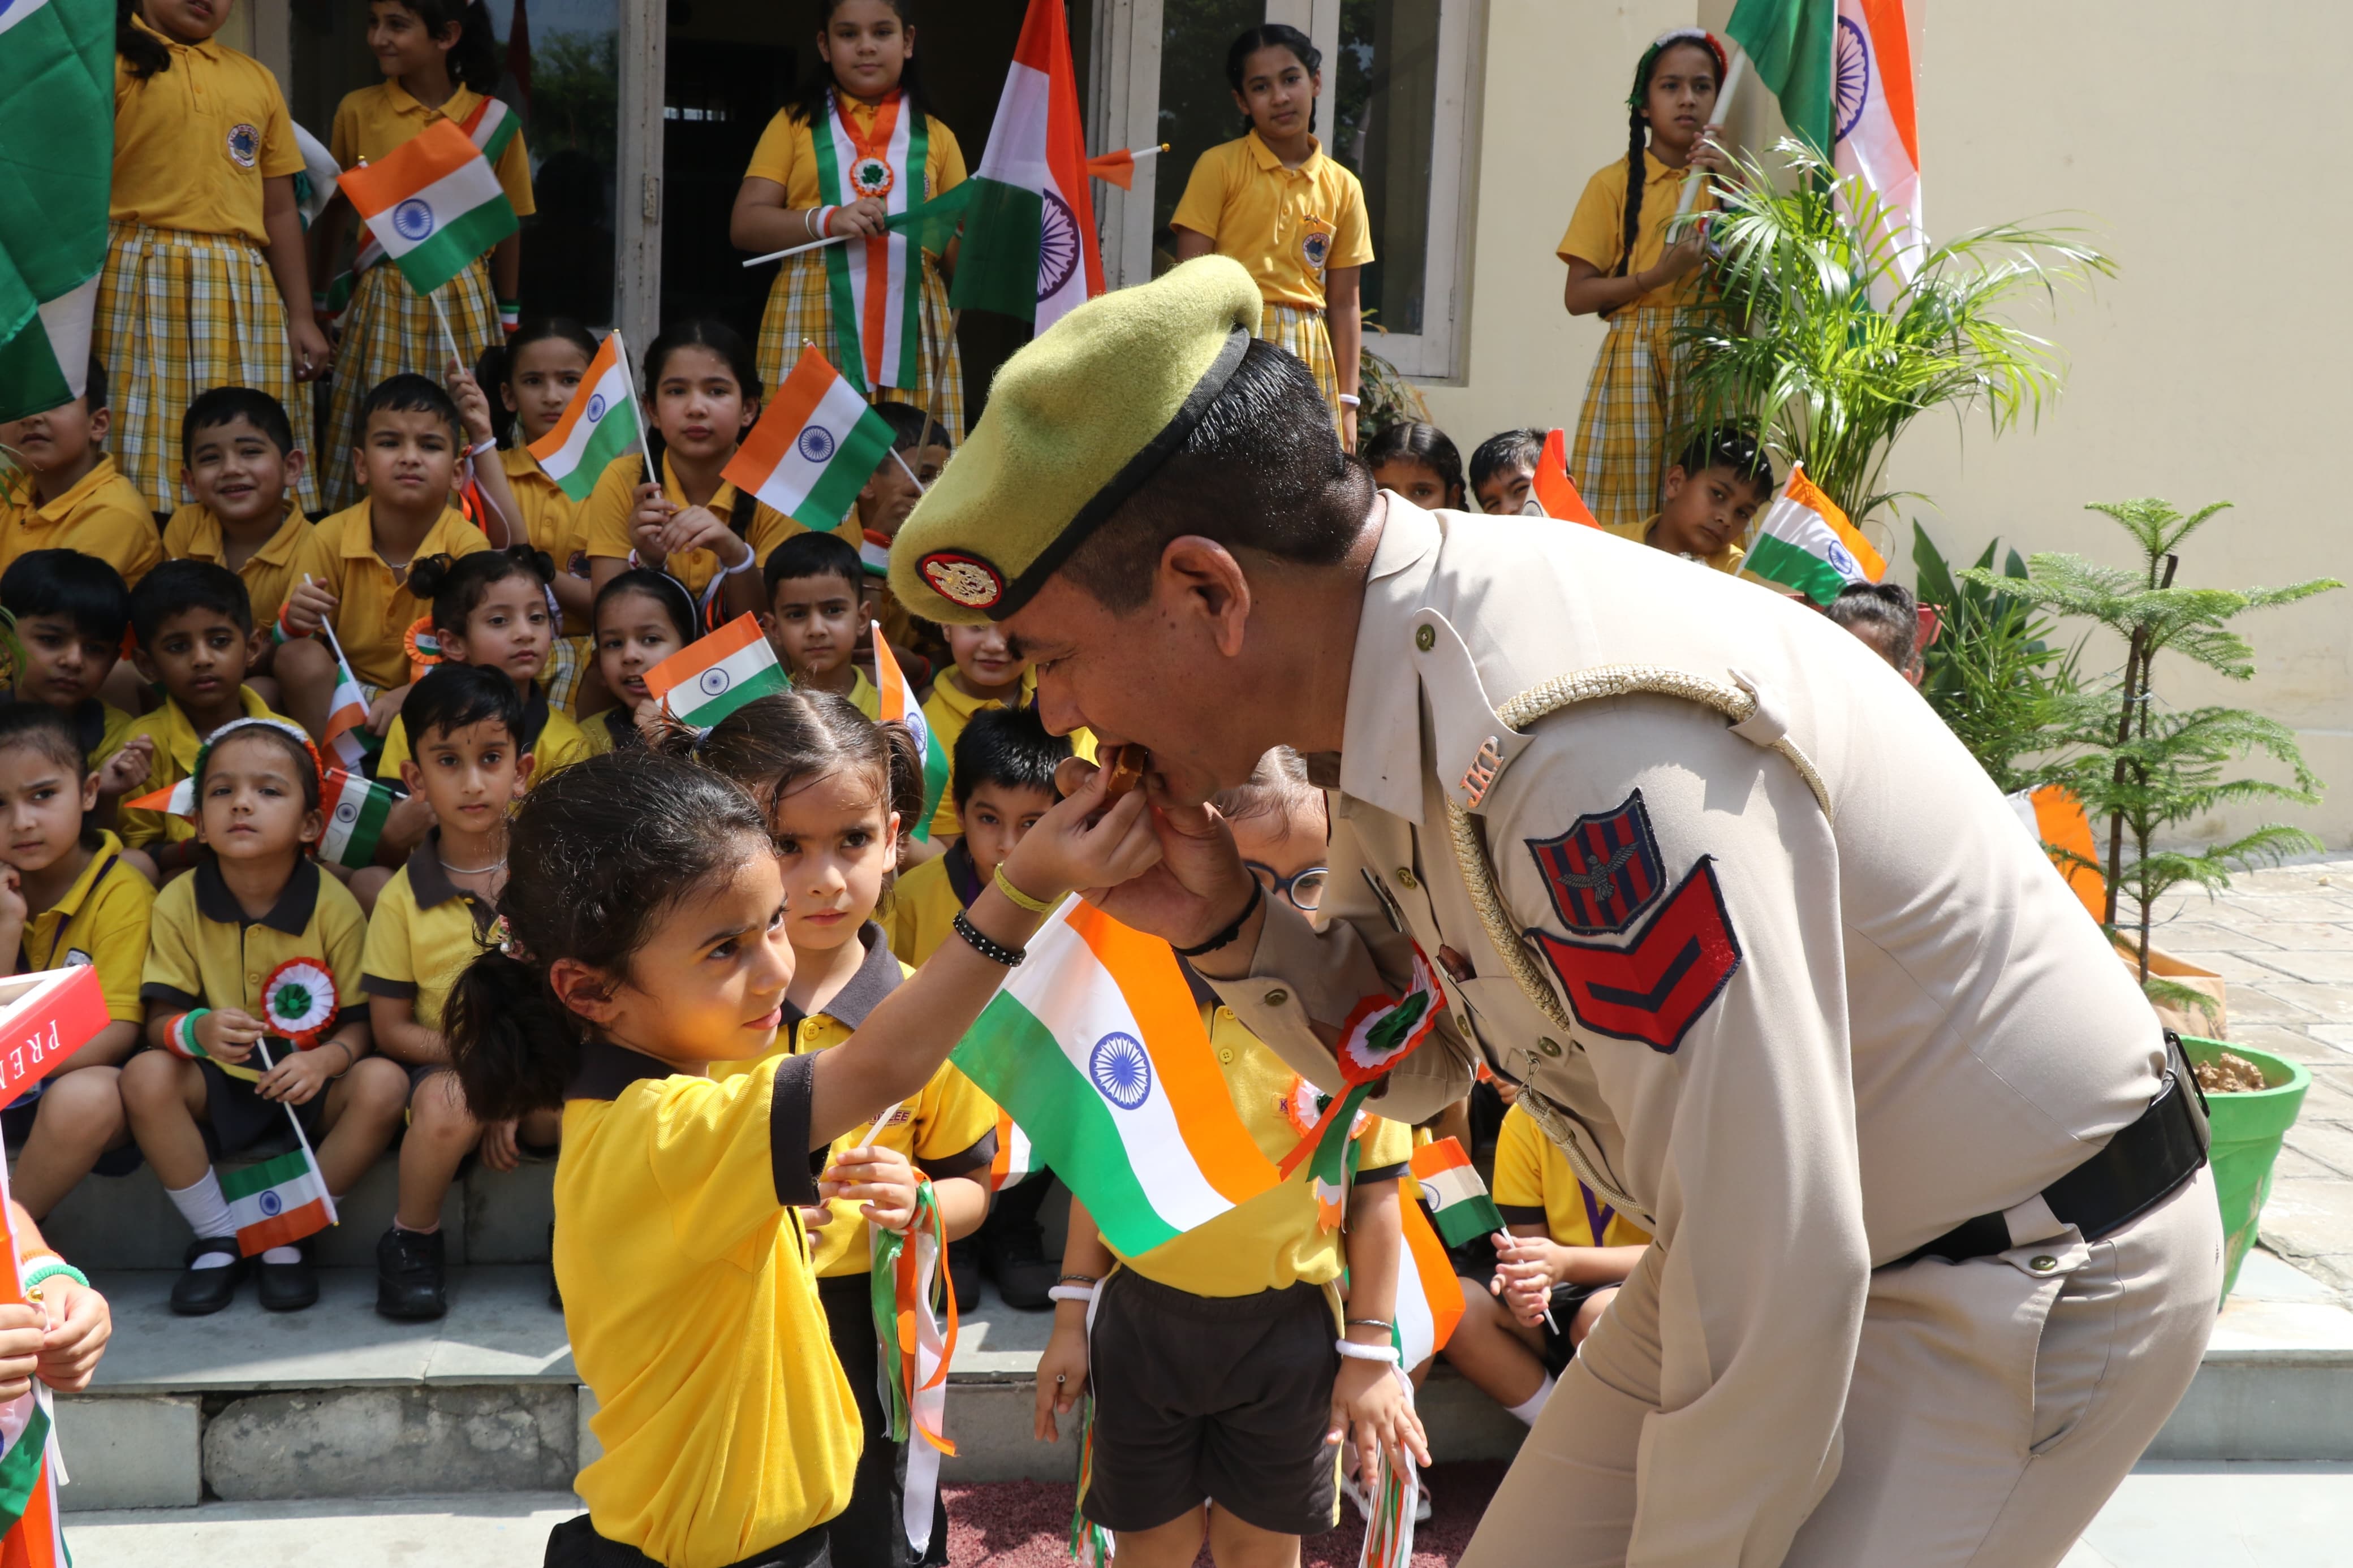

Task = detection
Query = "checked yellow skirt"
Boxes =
[1259,301,1342,433]
[1568,303,1690,535]
[318,259,501,513]
[756,250,964,446]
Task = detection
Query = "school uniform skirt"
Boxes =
[1568,302,1687,534]
[319,258,501,512]
[96,223,322,515]
[1259,301,1341,433]
[757,250,964,446]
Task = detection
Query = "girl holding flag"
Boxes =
[314,0,534,511]
[102,0,332,515]
[484,320,602,711]
[729,0,969,442]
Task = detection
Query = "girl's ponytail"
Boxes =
[1616,101,1647,280]
[118,0,171,80]
[451,0,502,95]
[446,949,579,1123]
[877,717,925,845]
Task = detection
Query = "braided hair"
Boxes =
[117,0,173,80]
[1616,29,1728,279]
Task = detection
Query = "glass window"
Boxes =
[1153,0,1265,276]
[492,0,621,328]
[1331,0,1441,338]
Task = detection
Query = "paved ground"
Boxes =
[2147,856,2353,1293]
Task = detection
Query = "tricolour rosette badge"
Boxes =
[261,958,338,1048]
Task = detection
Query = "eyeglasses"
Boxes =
[1244,860,1329,913]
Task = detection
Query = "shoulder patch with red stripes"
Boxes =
[1524,856,1742,1054]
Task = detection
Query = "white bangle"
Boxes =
[1048,1284,1097,1304]
[716,543,758,578]
[1334,1338,1400,1363]
[1337,393,1361,408]
[469,437,499,459]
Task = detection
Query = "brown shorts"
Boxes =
[1081,1269,1340,1537]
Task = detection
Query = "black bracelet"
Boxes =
[953,909,1025,967]
[1174,878,1263,958]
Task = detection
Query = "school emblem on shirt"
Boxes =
[227,124,261,169]
[918,551,1005,611]
[1301,230,1330,271]
[567,550,591,579]
[850,155,895,200]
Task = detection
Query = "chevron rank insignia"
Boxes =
[1527,790,1666,935]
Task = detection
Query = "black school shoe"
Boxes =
[980,1216,1058,1311]
[375,1225,447,1320]
[258,1242,318,1312]
[169,1237,248,1316]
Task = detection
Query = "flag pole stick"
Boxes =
[887,447,927,495]
[301,574,359,682]
[253,1037,341,1228]
[913,308,959,466]
[1496,1228,1561,1333]
[741,233,851,269]
[426,288,466,370]
[1676,51,1749,218]
[604,329,657,480]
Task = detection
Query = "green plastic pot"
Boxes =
[2178,1035,2309,1302]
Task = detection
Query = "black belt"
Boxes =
[1907,1032,2211,1267]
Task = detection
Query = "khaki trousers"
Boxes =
[1461,1168,2223,1568]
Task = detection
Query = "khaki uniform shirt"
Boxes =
[1210,497,2166,1563]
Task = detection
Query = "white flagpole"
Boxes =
[1677,52,1750,218]
[426,287,466,369]
[742,232,851,269]
[252,1037,341,1227]
[887,447,927,494]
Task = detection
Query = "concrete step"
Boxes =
[54,1250,2353,1513]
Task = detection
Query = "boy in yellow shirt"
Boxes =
[0,552,151,817]
[275,375,491,747]
[0,357,165,585]
[0,705,155,1221]
[1613,426,1773,576]
[162,387,328,676]
[763,532,877,718]
[119,561,288,877]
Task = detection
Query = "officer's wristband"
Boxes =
[1173,878,1262,958]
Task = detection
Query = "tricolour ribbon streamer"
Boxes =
[872,1179,959,1554]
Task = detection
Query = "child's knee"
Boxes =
[36,1069,126,1142]
[407,1071,477,1139]
[351,1057,415,1118]
[119,1049,186,1109]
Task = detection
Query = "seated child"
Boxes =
[763,532,877,719]
[1468,427,1544,515]
[0,706,156,1220]
[162,387,329,676]
[579,569,696,757]
[1363,421,1467,512]
[1037,746,1428,1561]
[691,691,999,1568]
[120,719,410,1315]
[1619,425,1774,573]
[887,707,1068,967]
[485,322,601,712]
[0,551,152,822]
[0,356,164,586]
[276,374,492,748]
[1827,579,1925,683]
[1440,1098,1651,1429]
[364,664,554,1321]
[119,561,289,876]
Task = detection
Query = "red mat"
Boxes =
[942,1462,1505,1567]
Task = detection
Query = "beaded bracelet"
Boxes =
[953,909,1024,967]
[992,864,1057,916]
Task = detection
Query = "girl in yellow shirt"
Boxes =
[729,0,968,442]
[445,747,1154,1567]
[1557,29,1731,533]
[102,0,330,515]
[486,319,600,710]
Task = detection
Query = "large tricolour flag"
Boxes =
[1740,463,1884,606]
[951,900,1279,1258]
[0,0,111,424]
[951,0,1103,331]
[529,332,642,502]
[724,347,895,529]
[337,117,519,296]
[1831,0,1924,284]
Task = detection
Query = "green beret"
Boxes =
[889,255,1263,623]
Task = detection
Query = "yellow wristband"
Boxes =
[993,863,1057,915]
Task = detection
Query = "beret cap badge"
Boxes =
[919,552,1006,610]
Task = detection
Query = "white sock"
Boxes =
[1505,1373,1555,1427]
[262,1246,302,1264]
[166,1173,235,1265]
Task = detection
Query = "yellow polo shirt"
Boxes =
[360,832,495,1034]
[501,448,593,636]
[19,832,153,1027]
[881,841,978,968]
[329,82,535,217]
[561,1040,857,1565]
[575,707,640,759]
[140,859,369,1073]
[118,685,284,849]
[1170,131,1374,310]
[742,101,967,249]
[374,679,592,784]
[710,925,997,1277]
[916,669,1096,839]
[1611,512,1745,576]
[579,453,833,600]
[1557,150,1721,312]
[110,16,306,245]
[0,456,163,586]
[162,502,329,636]
[308,501,490,689]
[1111,972,1412,1298]
[1492,1103,1654,1250]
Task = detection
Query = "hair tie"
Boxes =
[489,914,527,961]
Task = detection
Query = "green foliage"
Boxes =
[1680,140,2112,525]
[1966,498,2342,984]
[1357,311,1431,439]
[1912,524,2074,794]
[529,32,618,162]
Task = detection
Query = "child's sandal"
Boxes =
[169,1237,247,1317]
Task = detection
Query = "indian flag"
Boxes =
[1529,428,1600,527]
[529,331,641,502]
[1395,1194,1464,1371]
[644,612,789,728]
[222,1146,334,1255]
[351,96,518,278]
[860,530,893,580]
[873,621,949,842]
[335,116,519,297]
[950,900,1279,1259]
[1411,1137,1506,1248]
[0,0,111,424]
[951,0,1103,331]
[723,347,896,530]
[988,1109,1036,1193]
[317,623,374,770]
[1741,463,1884,605]
[319,768,394,869]
[0,1160,65,1567]
[1832,0,1924,283]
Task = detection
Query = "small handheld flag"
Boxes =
[1528,429,1600,527]
[319,768,395,869]
[1084,143,1166,191]
[872,621,949,841]
[222,1142,337,1256]
[295,584,377,771]
[1740,463,1885,605]
[529,331,646,502]
[0,1152,67,1564]
[723,347,898,530]
[335,117,519,297]
[644,613,791,729]
[1410,1137,1507,1247]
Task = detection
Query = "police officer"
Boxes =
[890,257,2222,1568]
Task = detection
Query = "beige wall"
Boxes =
[1425,1,2353,848]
